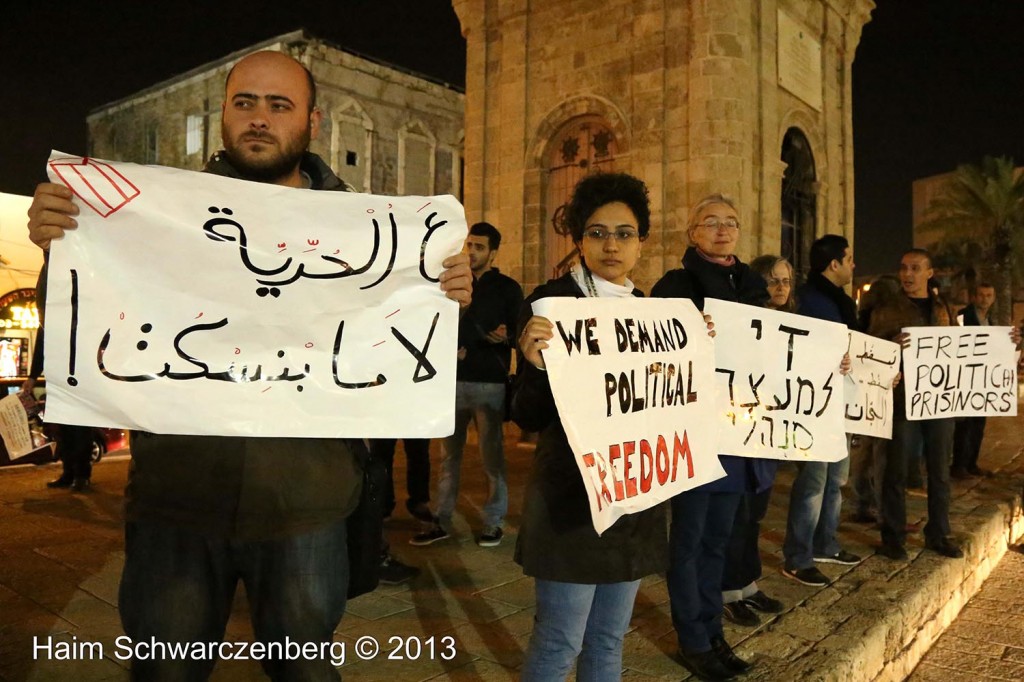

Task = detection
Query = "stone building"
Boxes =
[87,31,464,198]
[452,0,875,294]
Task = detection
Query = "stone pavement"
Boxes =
[1,410,1022,681]
[907,547,1024,681]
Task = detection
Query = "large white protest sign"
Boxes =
[43,152,466,437]
[703,299,848,462]
[531,297,725,535]
[902,326,1018,420]
[844,331,900,439]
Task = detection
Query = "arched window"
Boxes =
[543,116,618,278]
[780,127,816,275]
[331,98,374,192]
[398,119,436,196]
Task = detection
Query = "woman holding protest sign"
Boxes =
[711,255,791,629]
[512,172,664,681]
[651,194,771,680]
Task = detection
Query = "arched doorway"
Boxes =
[543,116,619,278]
[780,128,816,275]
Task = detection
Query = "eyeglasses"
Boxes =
[694,217,740,231]
[767,278,791,287]
[582,227,639,242]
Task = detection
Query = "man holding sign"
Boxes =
[27,51,472,680]
[781,235,862,587]
[868,248,961,560]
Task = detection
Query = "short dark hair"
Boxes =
[902,247,932,266]
[975,281,996,291]
[565,173,651,242]
[809,234,849,274]
[225,55,318,113]
[469,222,501,250]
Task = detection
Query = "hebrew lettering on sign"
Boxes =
[704,300,849,462]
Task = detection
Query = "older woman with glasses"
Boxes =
[513,172,666,681]
[750,255,796,312]
[651,193,771,681]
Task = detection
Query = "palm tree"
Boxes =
[919,156,1024,324]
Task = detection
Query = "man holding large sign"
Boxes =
[27,51,472,680]
[868,248,961,561]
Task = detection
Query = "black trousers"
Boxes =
[369,438,431,516]
[722,487,773,592]
[880,418,953,548]
[952,417,987,471]
[56,424,94,480]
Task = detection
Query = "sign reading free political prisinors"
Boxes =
[902,326,1018,420]
[703,299,849,462]
[531,297,725,535]
[43,152,466,438]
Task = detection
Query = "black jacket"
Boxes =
[511,273,669,583]
[456,268,523,383]
[125,152,361,541]
[651,247,775,494]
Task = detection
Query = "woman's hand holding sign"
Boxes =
[519,315,554,370]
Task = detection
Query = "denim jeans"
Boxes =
[667,491,742,653]
[522,579,641,682]
[880,417,954,547]
[119,518,349,681]
[722,487,772,601]
[437,381,508,528]
[783,455,850,570]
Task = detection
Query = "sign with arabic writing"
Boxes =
[844,331,900,439]
[902,326,1018,420]
[531,297,725,535]
[43,152,466,437]
[703,300,849,462]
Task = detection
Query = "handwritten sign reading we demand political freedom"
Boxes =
[532,297,725,535]
[902,326,1018,420]
[43,152,466,437]
[703,300,849,462]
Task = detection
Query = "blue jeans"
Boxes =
[783,455,850,570]
[437,381,508,527]
[522,579,641,682]
[119,518,349,681]
[667,491,742,653]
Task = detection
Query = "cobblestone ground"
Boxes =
[1,410,1022,681]
[907,547,1024,681]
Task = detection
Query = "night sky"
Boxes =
[3,1,1023,276]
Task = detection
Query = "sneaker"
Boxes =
[781,566,829,587]
[476,526,503,547]
[814,550,862,565]
[722,600,760,627]
[742,590,784,614]
[409,525,449,546]
[378,554,420,585]
[876,543,908,561]
[924,537,964,558]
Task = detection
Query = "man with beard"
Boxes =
[27,51,472,680]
